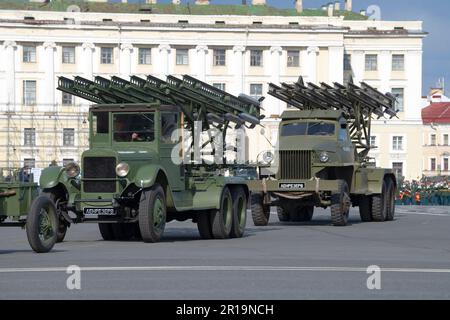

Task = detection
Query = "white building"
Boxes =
[0,0,426,179]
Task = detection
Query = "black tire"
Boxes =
[98,223,115,241]
[372,180,388,222]
[138,185,166,243]
[277,206,290,222]
[251,192,270,226]
[211,187,233,239]
[26,195,58,253]
[197,211,213,239]
[385,178,396,221]
[42,192,68,243]
[330,180,351,227]
[230,187,247,239]
[359,196,372,222]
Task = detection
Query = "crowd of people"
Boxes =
[396,177,450,206]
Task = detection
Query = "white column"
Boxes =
[158,44,171,79]
[82,42,95,80]
[405,50,423,120]
[351,50,365,84]
[3,41,16,110]
[328,46,344,84]
[306,46,319,84]
[120,43,133,78]
[195,45,208,82]
[233,45,245,95]
[379,50,391,94]
[270,46,282,115]
[43,41,56,112]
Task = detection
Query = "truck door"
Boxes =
[338,122,355,163]
[160,112,185,191]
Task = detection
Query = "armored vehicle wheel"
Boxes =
[26,195,58,253]
[359,196,372,222]
[42,192,68,243]
[139,185,167,243]
[251,192,270,226]
[277,206,290,222]
[385,178,396,221]
[331,181,351,227]
[98,223,115,241]
[197,211,213,239]
[211,187,233,239]
[230,187,247,238]
[372,180,388,222]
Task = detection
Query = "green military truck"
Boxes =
[25,74,263,253]
[249,77,397,227]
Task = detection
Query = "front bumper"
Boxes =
[247,178,340,194]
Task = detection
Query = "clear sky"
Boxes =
[123,0,448,96]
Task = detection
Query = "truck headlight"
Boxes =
[65,162,80,178]
[262,151,274,165]
[319,151,330,163]
[116,162,130,177]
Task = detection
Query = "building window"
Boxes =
[63,159,74,166]
[176,49,189,65]
[287,50,300,67]
[23,45,36,63]
[430,134,437,146]
[344,54,352,71]
[250,84,263,99]
[23,158,36,169]
[23,80,36,106]
[213,83,226,91]
[138,48,152,65]
[101,47,113,64]
[24,128,36,146]
[365,54,378,71]
[250,50,263,67]
[392,136,404,151]
[62,93,73,106]
[443,134,449,146]
[63,128,75,147]
[444,158,449,172]
[392,88,404,112]
[213,49,226,66]
[62,46,75,64]
[392,54,404,71]
[370,136,377,148]
[392,162,403,179]
[430,158,436,171]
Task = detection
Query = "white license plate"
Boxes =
[84,208,116,216]
[279,183,305,189]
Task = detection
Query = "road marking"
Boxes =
[398,212,449,217]
[1,266,450,274]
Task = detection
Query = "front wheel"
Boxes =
[26,195,58,253]
[251,193,270,226]
[331,181,351,227]
[138,185,166,243]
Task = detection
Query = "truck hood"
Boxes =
[279,137,338,153]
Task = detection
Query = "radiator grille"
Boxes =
[83,157,116,193]
[278,150,312,180]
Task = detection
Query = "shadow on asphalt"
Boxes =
[0,249,67,254]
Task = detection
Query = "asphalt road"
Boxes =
[1,206,450,300]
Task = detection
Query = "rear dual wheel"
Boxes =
[197,186,247,239]
[331,180,351,226]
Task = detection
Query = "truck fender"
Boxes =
[39,166,66,190]
[134,164,168,189]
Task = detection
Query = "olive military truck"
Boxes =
[26,74,263,253]
[249,77,398,227]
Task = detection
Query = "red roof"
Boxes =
[422,102,450,124]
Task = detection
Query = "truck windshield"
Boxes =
[281,122,335,136]
[113,113,155,143]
